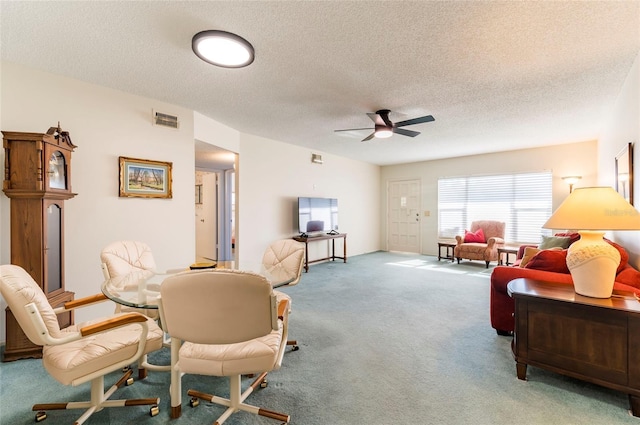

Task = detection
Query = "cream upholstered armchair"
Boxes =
[261,239,305,351]
[0,264,164,424]
[261,239,305,289]
[100,241,159,319]
[101,240,163,377]
[100,240,157,281]
[158,269,290,424]
[454,220,506,268]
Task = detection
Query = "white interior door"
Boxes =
[196,172,218,260]
[387,179,421,253]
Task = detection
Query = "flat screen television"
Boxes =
[297,197,339,236]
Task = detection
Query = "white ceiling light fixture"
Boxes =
[374,125,393,139]
[192,30,255,68]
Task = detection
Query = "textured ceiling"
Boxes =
[1,1,639,166]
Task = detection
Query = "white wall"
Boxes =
[194,110,240,153]
[0,62,196,340]
[237,132,381,272]
[599,49,640,267]
[380,140,598,255]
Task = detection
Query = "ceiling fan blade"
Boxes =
[334,128,374,132]
[393,127,420,137]
[366,112,385,126]
[395,115,435,127]
[362,132,376,142]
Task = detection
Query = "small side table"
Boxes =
[498,247,519,266]
[437,240,456,262]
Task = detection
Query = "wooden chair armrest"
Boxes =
[277,299,290,321]
[80,313,148,337]
[53,293,109,314]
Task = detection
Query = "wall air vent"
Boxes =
[153,110,180,129]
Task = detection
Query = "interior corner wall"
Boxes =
[237,132,381,272]
[599,49,640,267]
[194,110,240,153]
[380,140,598,256]
[0,62,196,341]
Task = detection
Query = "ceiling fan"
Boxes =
[334,109,435,142]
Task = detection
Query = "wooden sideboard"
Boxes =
[508,278,640,417]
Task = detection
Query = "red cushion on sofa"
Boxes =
[606,240,629,274]
[523,249,570,274]
[464,228,485,243]
[615,266,640,290]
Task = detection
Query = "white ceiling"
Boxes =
[2,1,639,166]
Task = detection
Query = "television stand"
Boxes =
[293,233,347,273]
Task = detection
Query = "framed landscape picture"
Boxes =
[119,156,172,198]
[615,142,633,206]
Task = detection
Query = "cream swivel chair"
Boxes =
[101,240,163,378]
[100,240,157,277]
[100,240,183,377]
[0,264,164,424]
[261,239,305,351]
[100,240,158,318]
[158,269,291,424]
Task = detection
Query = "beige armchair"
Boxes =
[261,239,305,351]
[0,264,164,424]
[454,220,506,268]
[100,240,157,279]
[158,269,290,424]
[100,240,160,317]
[101,240,167,377]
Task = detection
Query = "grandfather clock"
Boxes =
[2,124,76,361]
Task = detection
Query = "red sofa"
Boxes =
[490,240,640,336]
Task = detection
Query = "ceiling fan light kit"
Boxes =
[192,30,255,68]
[374,125,393,138]
[335,109,435,142]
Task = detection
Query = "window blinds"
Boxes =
[437,171,552,244]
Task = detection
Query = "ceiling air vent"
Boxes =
[153,110,179,129]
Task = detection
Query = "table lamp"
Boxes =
[542,186,640,298]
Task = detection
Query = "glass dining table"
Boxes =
[101,267,296,310]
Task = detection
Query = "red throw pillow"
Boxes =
[464,228,485,243]
[524,249,570,274]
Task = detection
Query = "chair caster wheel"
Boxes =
[126,377,134,386]
[35,411,47,422]
[291,345,299,351]
[189,397,199,407]
[150,405,160,417]
[260,380,268,388]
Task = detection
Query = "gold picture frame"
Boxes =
[119,156,172,198]
[615,142,633,206]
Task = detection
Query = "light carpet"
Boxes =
[0,251,636,424]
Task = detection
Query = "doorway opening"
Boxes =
[195,141,237,267]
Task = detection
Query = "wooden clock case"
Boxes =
[2,125,76,361]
